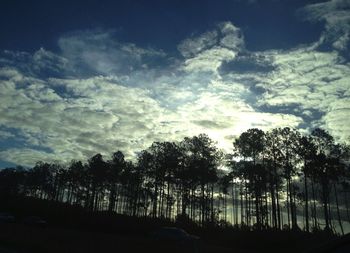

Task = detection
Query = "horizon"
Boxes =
[1,0,350,168]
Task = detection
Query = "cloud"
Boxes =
[0,48,68,78]
[174,91,302,151]
[255,46,350,142]
[0,130,15,140]
[178,30,219,58]
[58,29,166,76]
[182,47,237,73]
[219,53,275,74]
[299,0,350,51]
[178,22,244,73]
[0,68,172,165]
[218,22,245,50]
[178,22,244,58]
[1,16,350,166]
[0,148,60,167]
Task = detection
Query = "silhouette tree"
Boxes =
[297,135,317,232]
[279,127,300,230]
[0,166,26,197]
[233,128,265,230]
[87,154,107,211]
[181,134,221,225]
[1,127,348,233]
[107,151,125,212]
[264,129,284,230]
[311,128,336,232]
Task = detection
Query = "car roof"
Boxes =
[161,227,182,230]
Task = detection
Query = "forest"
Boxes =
[1,127,349,235]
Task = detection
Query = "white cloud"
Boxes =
[178,22,244,73]
[0,48,68,78]
[1,17,350,166]
[0,69,172,164]
[0,148,61,167]
[0,130,15,140]
[178,30,218,58]
[255,47,350,142]
[57,29,166,76]
[300,0,350,51]
[218,22,244,50]
[182,46,237,73]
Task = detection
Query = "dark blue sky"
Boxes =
[0,0,349,168]
[1,0,324,52]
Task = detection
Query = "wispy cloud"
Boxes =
[58,29,167,76]
[0,6,350,166]
[298,0,350,51]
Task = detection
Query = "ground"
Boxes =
[0,223,259,253]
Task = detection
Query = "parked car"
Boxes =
[23,216,47,227]
[0,212,15,223]
[152,227,200,253]
[305,233,350,253]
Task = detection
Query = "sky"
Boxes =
[0,0,350,167]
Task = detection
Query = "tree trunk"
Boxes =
[311,179,318,229]
[322,181,330,231]
[344,190,350,223]
[334,183,344,235]
[304,168,309,232]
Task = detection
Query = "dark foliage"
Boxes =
[1,128,349,235]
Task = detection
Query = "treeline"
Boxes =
[1,127,349,234]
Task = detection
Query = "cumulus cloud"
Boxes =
[0,68,172,165]
[299,0,350,51]
[178,30,219,58]
[178,22,244,58]
[255,46,350,142]
[0,130,15,140]
[1,15,350,166]
[182,47,237,73]
[178,22,244,73]
[218,22,245,50]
